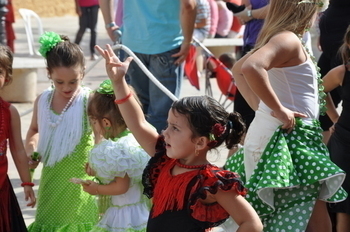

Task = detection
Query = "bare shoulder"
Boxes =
[332,65,347,75]
[9,104,20,117]
[268,31,304,67]
[33,93,43,106]
[250,31,300,69]
[269,31,300,50]
[324,65,347,86]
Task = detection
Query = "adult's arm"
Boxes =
[236,2,269,23]
[173,0,197,65]
[99,0,119,41]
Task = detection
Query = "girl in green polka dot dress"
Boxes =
[25,32,98,231]
[225,0,348,231]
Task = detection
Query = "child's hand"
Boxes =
[28,156,41,170]
[85,163,96,176]
[270,107,307,133]
[82,180,99,195]
[24,186,36,208]
[95,44,133,83]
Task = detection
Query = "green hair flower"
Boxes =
[97,80,114,95]
[38,31,63,58]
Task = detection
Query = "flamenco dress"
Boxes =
[89,130,150,232]
[143,137,247,232]
[0,98,28,232]
[225,59,347,231]
[27,87,98,231]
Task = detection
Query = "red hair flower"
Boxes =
[207,123,226,148]
[212,123,225,137]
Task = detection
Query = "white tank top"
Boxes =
[259,58,320,119]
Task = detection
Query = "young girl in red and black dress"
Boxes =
[95,44,263,232]
[0,45,36,231]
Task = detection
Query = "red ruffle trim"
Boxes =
[188,167,247,224]
[143,137,247,227]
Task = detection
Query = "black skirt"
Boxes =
[0,176,28,232]
[327,123,350,214]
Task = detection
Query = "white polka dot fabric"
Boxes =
[225,118,347,231]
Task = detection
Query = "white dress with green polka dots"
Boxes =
[225,116,347,232]
[28,87,98,232]
[89,132,150,232]
[225,60,347,231]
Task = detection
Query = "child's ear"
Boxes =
[195,136,210,151]
[102,117,111,128]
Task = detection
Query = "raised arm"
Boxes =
[9,105,36,207]
[95,44,159,156]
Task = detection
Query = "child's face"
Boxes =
[50,65,83,99]
[89,116,105,142]
[162,110,197,159]
[0,67,7,89]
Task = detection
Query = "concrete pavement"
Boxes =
[7,12,230,227]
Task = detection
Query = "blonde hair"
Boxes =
[339,25,350,65]
[254,0,322,51]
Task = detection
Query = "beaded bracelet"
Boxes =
[21,182,35,187]
[114,92,133,104]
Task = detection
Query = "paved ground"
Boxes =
[7,13,230,227]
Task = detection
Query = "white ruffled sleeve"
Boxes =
[89,134,150,184]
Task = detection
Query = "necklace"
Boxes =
[175,160,208,169]
[46,88,79,128]
[299,35,327,115]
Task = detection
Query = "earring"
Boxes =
[195,148,199,156]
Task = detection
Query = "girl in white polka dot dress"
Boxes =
[225,0,348,231]
[82,80,150,232]
[26,32,98,231]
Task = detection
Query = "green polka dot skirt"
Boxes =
[225,118,347,231]
[27,131,98,231]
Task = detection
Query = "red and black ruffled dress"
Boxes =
[0,98,28,232]
[142,137,246,232]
